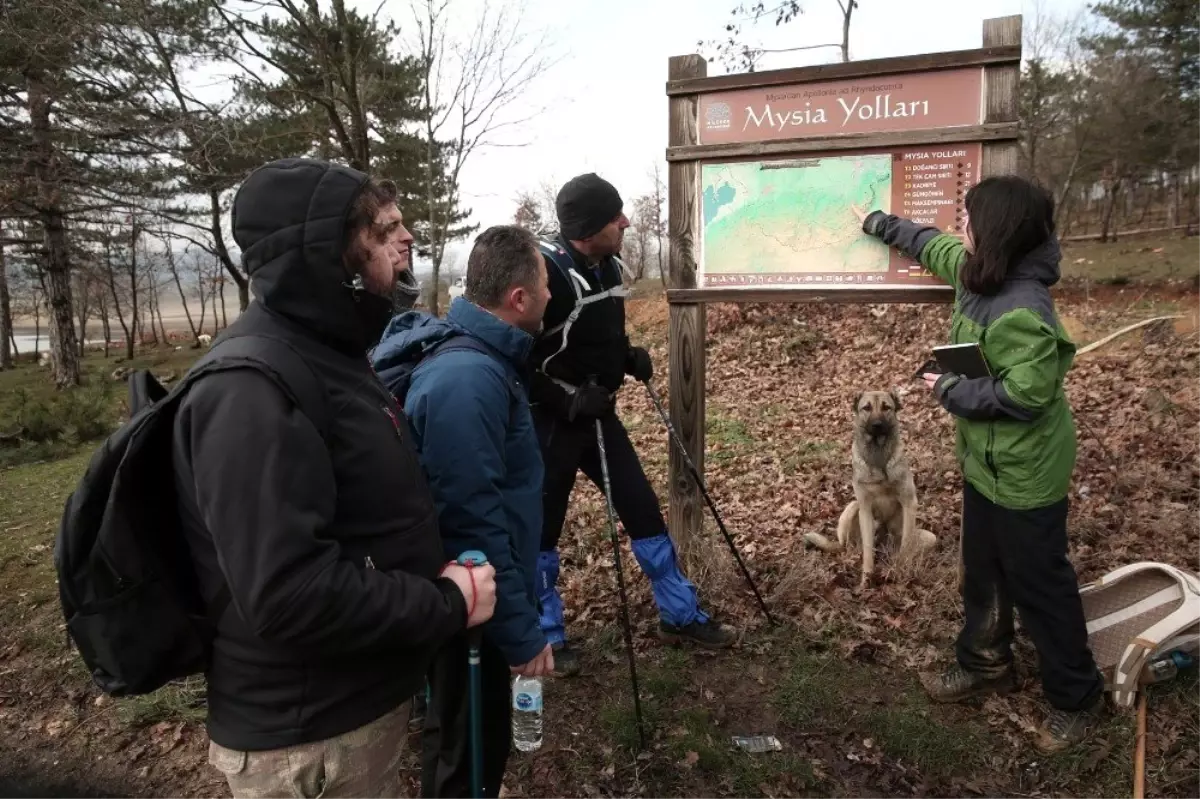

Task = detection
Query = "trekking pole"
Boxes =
[456,549,489,799]
[641,379,776,626]
[594,417,647,751]
[1133,692,1148,799]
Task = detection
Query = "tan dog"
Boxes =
[804,390,936,586]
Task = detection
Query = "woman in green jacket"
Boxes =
[854,176,1105,754]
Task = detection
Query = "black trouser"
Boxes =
[421,635,511,798]
[535,409,664,549]
[956,482,1104,711]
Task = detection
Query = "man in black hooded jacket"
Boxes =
[171,157,497,798]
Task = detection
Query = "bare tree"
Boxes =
[0,223,12,370]
[649,163,669,287]
[71,260,94,358]
[411,0,553,314]
[92,274,112,358]
[628,196,657,281]
[100,220,143,361]
[702,1,858,73]
[164,236,203,347]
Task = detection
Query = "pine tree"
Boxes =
[1086,0,1199,228]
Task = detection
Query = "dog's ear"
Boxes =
[852,391,863,412]
[890,390,902,412]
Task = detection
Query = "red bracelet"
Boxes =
[441,561,477,619]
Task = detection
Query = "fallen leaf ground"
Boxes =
[1,274,1197,798]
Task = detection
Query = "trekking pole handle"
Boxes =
[456,550,488,647]
[457,550,488,568]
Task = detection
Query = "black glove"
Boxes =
[567,381,613,422]
[626,346,653,383]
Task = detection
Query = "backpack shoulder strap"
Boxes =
[1083,561,1200,707]
[424,335,523,417]
[195,333,333,442]
[537,240,587,301]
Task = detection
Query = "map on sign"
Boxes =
[700,154,893,287]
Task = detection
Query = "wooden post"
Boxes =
[982,15,1022,177]
[666,54,707,551]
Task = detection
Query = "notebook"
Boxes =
[932,342,992,379]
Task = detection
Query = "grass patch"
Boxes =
[643,648,689,702]
[599,696,658,754]
[1061,235,1199,282]
[667,705,820,794]
[0,345,203,468]
[863,690,985,778]
[1036,711,1135,797]
[784,327,823,358]
[774,647,860,728]
[707,409,755,464]
[117,677,208,726]
[0,449,93,650]
[782,440,840,474]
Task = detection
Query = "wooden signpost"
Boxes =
[664,16,1022,552]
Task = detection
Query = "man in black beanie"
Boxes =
[528,173,735,676]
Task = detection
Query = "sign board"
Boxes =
[698,67,984,145]
[698,142,982,289]
[663,19,1023,555]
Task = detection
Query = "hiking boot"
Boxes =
[551,643,582,677]
[920,664,1017,703]
[1035,695,1107,754]
[659,619,736,649]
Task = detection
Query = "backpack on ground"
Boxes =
[1080,560,1200,707]
[54,333,330,697]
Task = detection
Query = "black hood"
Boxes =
[232,158,386,352]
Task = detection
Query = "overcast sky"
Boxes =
[375,0,1093,274]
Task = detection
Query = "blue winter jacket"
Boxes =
[372,298,547,666]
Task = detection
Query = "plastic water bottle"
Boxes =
[1141,650,1195,684]
[511,675,543,752]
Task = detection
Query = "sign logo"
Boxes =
[705,102,732,131]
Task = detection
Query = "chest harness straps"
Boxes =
[537,239,632,387]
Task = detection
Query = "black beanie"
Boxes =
[556,173,623,241]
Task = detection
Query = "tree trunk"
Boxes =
[104,237,131,360]
[219,275,228,330]
[0,230,12,370]
[143,294,159,346]
[1100,180,1122,243]
[33,298,42,354]
[152,275,168,344]
[96,287,111,358]
[126,223,140,357]
[74,272,91,358]
[210,189,249,311]
[28,71,81,387]
[167,247,199,344]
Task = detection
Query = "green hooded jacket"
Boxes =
[864,212,1077,510]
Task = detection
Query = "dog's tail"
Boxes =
[802,531,841,552]
[803,500,859,553]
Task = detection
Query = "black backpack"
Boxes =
[54,333,330,697]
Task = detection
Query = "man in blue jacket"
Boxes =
[372,225,552,798]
